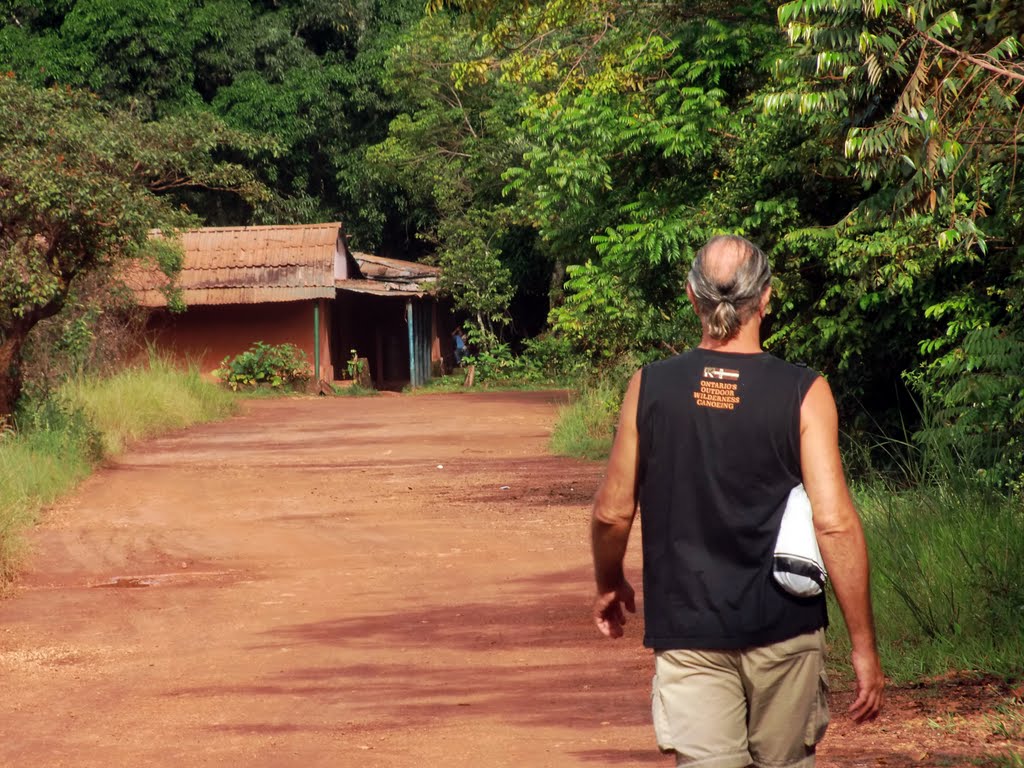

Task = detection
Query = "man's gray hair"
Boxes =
[687,235,771,341]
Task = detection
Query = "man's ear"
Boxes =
[686,283,700,314]
[759,284,772,317]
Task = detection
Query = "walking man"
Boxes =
[591,235,884,768]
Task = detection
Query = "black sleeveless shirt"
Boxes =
[637,349,827,650]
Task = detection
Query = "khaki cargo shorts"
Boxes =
[651,629,829,768]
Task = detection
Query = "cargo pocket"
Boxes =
[804,668,830,748]
[651,671,674,752]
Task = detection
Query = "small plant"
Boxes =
[987,699,1024,741]
[346,349,366,381]
[214,342,312,391]
[927,712,961,734]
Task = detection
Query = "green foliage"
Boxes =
[461,326,516,382]
[912,325,1024,487]
[0,75,268,417]
[767,0,1024,479]
[0,0,428,239]
[435,209,516,332]
[502,7,789,362]
[517,332,590,383]
[214,342,312,391]
[364,10,541,329]
[346,349,366,380]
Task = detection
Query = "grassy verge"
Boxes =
[549,380,621,461]
[63,355,236,454]
[332,382,379,397]
[403,372,570,395]
[0,357,237,583]
[828,479,1024,682]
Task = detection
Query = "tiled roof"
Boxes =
[130,223,342,306]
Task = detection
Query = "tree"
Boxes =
[0,76,268,418]
[365,10,552,337]
[0,0,429,244]
[768,0,1024,480]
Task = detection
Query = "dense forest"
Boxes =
[2,0,1024,483]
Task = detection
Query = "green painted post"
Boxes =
[313,302,321,380]
[406,298,417,387]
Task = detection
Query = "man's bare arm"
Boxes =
[800,376,884,723]
[591,370,642,637]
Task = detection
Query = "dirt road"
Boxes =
[0,393,1017,767]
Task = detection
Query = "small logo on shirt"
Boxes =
[695,367,741,410]
[703,367,740,382]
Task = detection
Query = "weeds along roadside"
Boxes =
[553,369,1024,683]
[0,356,237,584]
[829,477,1024,682]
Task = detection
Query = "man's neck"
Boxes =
[697,325,763,354]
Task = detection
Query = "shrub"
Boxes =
[460,330,593,387]
[214,342,312,391]
[462,327,517,383]
[518,333,591,383]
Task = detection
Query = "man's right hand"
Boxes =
[848,647,885,723]
[593,580,636,638]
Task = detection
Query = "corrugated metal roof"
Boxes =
[351,252,440,281]
[335,279,429,298]
[132,223,341,307]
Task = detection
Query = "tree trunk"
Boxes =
[0,331,27,421]
[548,257,566,307]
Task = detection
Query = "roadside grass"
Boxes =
[332,382,378,397]
[62,355,237,455]
[549,380,621,461]
[405,372,569,395]
[407,373,470,394]
[0,408,99,584]
[976,749,1024,768]
[231,384,311,399]
[827,479,1024,683]
[0,357,237,583]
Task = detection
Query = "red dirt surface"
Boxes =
[0,392,1020,767]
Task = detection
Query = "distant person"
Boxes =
[452,327,467,366]
[590,235,884,768]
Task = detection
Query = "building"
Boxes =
[130,223,445,388]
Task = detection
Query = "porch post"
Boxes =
[313,301,321,380]
[406,298,417,387]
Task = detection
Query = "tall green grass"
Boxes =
[61,355,236,455]
[828,479,1024,682]
[0,357,237,583]
[549,380,621,460]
